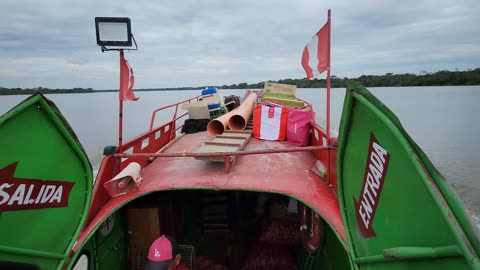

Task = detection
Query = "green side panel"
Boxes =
[337,83,480,270]
[0,94,92,270]
[296,224,352,270]
[312,226,352,270]
[96,212,128,270]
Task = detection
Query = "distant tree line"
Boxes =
[2,68,479,94]
[217,68,480,89]
[0,87,95,95]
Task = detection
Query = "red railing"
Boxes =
[119,95,201,168]
[149,95,201,131]
[311,122,338,196]
[114,145,329,174]
[294,96,338,194]
[87,94,202,224]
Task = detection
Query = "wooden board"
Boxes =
[127,208,160,270]
[194,130,252,162]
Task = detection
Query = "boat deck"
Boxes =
[76,131,346,249]
[138,131,345,239]
[142,131,322,193]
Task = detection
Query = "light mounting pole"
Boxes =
[95,17,138,154]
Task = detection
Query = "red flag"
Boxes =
[301,20,330,79]
[120,54,138,101]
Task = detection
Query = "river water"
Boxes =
[1,86,479,226]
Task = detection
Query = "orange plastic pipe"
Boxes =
[228,93,257,131]
[207,108,238,136]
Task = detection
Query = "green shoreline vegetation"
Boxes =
[1,68,479,95]
[0,87,95,95]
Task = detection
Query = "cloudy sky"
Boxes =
[0,0,479,89]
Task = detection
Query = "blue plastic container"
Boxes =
[207,103,221,110]
[201,87,218,96]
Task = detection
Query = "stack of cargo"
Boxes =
[183,88,241,121]
[253,83,314,145]
[260,83,304,108]
[201,87,224,111]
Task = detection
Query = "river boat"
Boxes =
[0,83,479,270]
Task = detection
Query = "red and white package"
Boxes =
[253,102,288,141]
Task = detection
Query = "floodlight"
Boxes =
[95,17,132,47]
[93,17,139,154]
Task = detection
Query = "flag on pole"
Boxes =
[301,20,330,79]
[120,54,139,101]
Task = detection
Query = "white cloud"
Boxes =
[0,0,479,89]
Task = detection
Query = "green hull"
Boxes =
[0,94,92,270]
[337,83,480,269]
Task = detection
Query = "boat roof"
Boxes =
[75,130,345,251]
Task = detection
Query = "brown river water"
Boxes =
[1,86,479,227]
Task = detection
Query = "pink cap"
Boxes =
[147,235,173,262]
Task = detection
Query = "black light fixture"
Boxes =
[95,17,137,51]
[94,16,139,153]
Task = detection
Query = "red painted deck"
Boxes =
[74,131,345,252]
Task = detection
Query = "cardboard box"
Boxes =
[263,91,295,100]
[261,96,304,108]
[264,82,297,97]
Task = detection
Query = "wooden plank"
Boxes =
[220,133,250,138]
[193,132,252,163]
[213,137,247,142]
[216,135,249,139]
[127,208,160,270]
[210,137,246,144]
[195,144,239,153]
[205,142,243,147]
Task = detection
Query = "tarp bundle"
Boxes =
[181,119,210,134]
